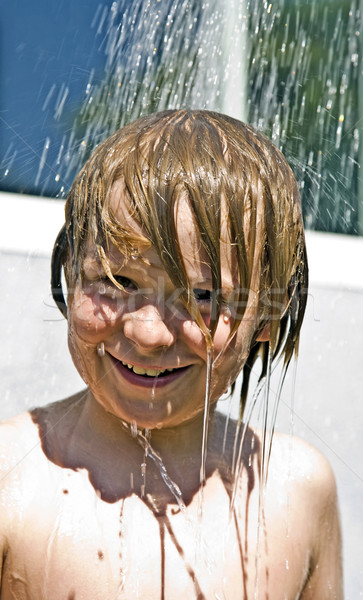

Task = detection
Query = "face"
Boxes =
[67,182,262,429]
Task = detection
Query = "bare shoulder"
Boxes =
[267,432,338,510]
[269,432,336,484]
[0,395,84,478]
[0,411,44,510]
[265,432,339,529]
[0,412,41,570]
[0,411,40,472]
[267,432,343,599]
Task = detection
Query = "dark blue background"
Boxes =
[0,0,111,196]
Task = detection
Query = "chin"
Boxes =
[94,395,175,430]
[110,397,204,431]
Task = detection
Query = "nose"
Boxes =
[123,304,175,351]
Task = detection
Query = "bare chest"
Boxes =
[2,468,309,600]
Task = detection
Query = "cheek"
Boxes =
[180,316,233,358]
[69,291,124,344]
[180,320,208,356]
[211,317,235,351]
[212,319,253,376]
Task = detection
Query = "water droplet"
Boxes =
[130,420,138,437]
[222,306,231,324]
[97,342,105,357]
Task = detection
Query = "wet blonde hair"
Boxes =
[52,109,308,410]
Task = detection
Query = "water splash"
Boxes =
[123,422,186,512]
[35,137,50,187]
[246,0,361,234]
[56,0,231,187]
[41,0,361,235]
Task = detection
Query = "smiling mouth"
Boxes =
[119,360,179,378]
[107,353,190,387]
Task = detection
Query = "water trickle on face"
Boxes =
[222,305,232,324]
[97,342,105,357]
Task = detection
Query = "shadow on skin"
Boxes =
[30,394,259,513]
[29,395,261,599]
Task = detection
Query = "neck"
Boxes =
[83,390,219,458]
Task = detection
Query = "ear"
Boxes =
[256,323,271,342]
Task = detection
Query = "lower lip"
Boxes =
[108,355,190,388]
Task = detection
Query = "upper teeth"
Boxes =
[121,361,174,377]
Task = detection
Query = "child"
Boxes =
[0,110,342,599]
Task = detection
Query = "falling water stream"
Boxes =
[132,425,186,512]
[39,0,362,236]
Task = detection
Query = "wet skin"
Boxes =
[66,185,263,430]
[0,404,342,599]
[0,186,343,598]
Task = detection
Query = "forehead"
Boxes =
[110,178,200,240]
[109,180,236,280]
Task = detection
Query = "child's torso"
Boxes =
[1,452,311,600]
